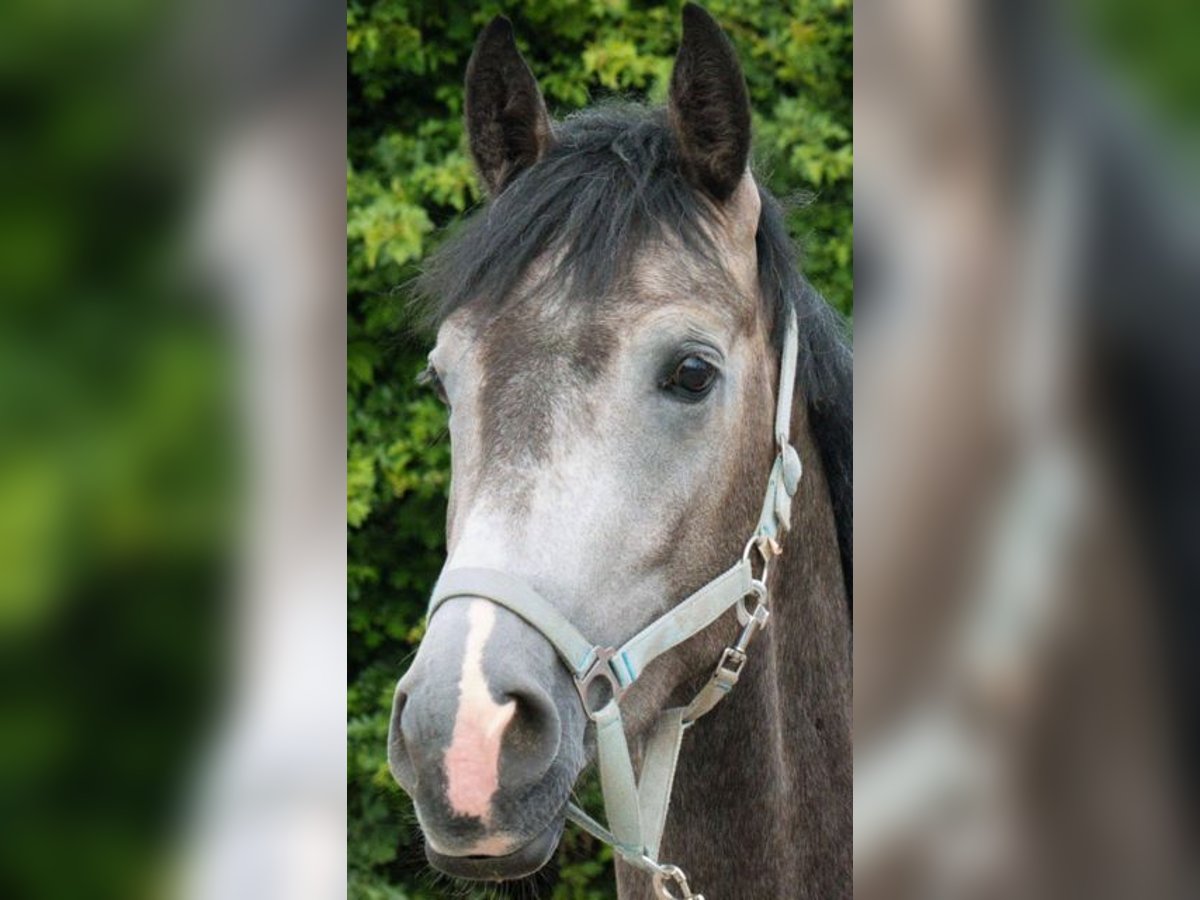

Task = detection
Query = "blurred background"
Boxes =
[346,2,850,897]
[855,0,1200,897]
[0,0,345,898]
[0,1,234,898]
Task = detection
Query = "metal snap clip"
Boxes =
[716,646,748,680]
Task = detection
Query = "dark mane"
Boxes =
[417,103,853,603]
[756,187,854,604]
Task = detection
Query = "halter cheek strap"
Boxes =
[427,309,802,900]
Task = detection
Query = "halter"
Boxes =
[428,310,802,900]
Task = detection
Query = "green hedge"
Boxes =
[347,2,851,896]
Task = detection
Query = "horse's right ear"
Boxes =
[464,17,553,196]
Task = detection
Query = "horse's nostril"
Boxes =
[387,685,415,788]
[389,664,565,808]
[508,692,553,740]
[499,687,561,789]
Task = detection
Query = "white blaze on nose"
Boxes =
[444,600,516,820]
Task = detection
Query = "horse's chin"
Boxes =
[425,814,565,882]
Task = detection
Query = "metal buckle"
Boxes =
[574,647,624,719]
[652,863,703,899]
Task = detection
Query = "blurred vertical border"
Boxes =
[0,1,346,899]
[854,0,1200,896]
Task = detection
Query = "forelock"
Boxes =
[416,103,730,324]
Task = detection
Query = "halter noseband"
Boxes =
[428,310,802,900]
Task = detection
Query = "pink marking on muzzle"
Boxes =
[444,600,516,821]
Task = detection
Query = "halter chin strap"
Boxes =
[428,309,801,900]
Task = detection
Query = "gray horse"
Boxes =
[388,6,851,897]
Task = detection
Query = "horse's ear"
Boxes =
[668,4,752,203]
[464,16,553,196]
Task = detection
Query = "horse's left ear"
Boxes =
[668,4,752,203]
[465,16,554,196]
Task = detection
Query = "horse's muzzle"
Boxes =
[387,596,584,879]
[425,812,565,881]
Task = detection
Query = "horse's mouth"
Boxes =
[425,813,565,881]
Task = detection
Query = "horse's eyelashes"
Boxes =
[417,364,450,407]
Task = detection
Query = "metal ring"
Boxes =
[737,578,768,626]
[574,647,624,719]
[652,864,701,899]
[741,536,774,584]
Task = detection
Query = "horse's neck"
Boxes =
[617,428,853,899]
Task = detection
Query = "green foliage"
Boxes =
[348,1,852,895]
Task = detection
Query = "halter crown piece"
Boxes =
[428,309,802,900]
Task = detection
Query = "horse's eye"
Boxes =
[417,364,449,406]
[663,355,718,400]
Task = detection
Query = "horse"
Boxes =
[387,6,852,898]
